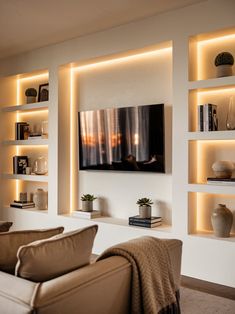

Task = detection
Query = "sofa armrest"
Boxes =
[0,271,39,314]
[33,256,131,314]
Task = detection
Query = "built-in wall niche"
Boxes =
[189,28,235,81]
[18,71,49,105]
[188,86,235,132]
[188,192,235,240]
[189,140,235,184]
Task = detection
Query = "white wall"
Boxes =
[1,0,235,288]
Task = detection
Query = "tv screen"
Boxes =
[78,104,165,172]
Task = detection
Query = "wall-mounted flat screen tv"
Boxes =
[78,104,165,172]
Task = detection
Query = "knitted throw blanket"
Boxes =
[97,236,180,314]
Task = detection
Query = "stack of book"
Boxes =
[10,201,35,209]
[15,122,29,140]
[207,177,235,185]
[128,215,162,228]
[72,210,101,219]
[198,103,218,131]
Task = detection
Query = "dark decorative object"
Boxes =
[13,156,28,174]
[0,221,13,233]
[25,88,37,104]
[38,83,49,102]
[214,52,234,77]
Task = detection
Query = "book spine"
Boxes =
[212,105,218,131]
[203,104,208,131]
[129,221,152,228]
[129,218,162,223]
[198,105,204,131]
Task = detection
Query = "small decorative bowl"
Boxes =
[212,161,235,179]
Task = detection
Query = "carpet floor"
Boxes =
[180,287,235,314]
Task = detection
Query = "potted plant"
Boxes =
[81,194,97,212]
[136,197,153,218]
[25,88,37,104]
[214,52,234,77]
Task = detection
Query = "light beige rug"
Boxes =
[180,287,235,314]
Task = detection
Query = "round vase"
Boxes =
[211,204,233,238]
[33,157,48,175]
[139,205,151,218]
[82,201,93,212]
[33,189,48,210]
[212,160,234,179]
[216,65,233,77]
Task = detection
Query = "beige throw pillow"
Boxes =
[0,227,64,273]
[15,225,98,282]
[0,221,13,233]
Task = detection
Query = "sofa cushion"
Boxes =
[15,225,98,282]
[0,221,13,233]
[0,226,64,274]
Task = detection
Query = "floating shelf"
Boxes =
[62,214,172,233]
[189,232,235,243]
[2,139,49,146]
[187,183,235,194]
[187,131,235,141]
[2,174,48,182]
[1,101,49,113]
[188,76,235,90]
[4,206,48,215]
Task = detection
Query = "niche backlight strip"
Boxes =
[69,46,172,212]
[197,33,235,81]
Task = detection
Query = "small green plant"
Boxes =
[25,88,37,97]
[81,194,97,201]
[215,52,234,66]
[136,197,153,207]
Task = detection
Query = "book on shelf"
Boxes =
[207,177,235,185]
[13,155,28,174]
[197,103,218,132]
[15,122,29,140]
[72,210,101,219]
[129,221,162,228]
[28,135,42,139]
[129,215,162,224]
[10,201,35,209]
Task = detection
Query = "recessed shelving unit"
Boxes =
[0,70,49,213]
[187,27,235,241]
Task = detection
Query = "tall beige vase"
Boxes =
[211,204,233,237]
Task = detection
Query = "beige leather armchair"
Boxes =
[0,239,182,314]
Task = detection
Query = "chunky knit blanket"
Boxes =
[97,236,180,314]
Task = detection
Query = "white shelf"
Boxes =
[1,101,49,113]
[189,232,235,243]
[4,206,48,215]
[2,139,48,146]
[187,131,235,141]
[62,214,172,233]
[188,75,235,90]
[2,174,48,182]
[188,183,235,194]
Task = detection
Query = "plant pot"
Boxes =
[33,188,48,210]
[212,161,234,179]
[216,65,233,78]
[26,96,36,104]
[139,205,151,218]
[82,201,93,212]
[211,204,233,237]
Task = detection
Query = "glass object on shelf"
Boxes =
[226,96,235,130]
[33,156,48,175]
[41,121,48,139]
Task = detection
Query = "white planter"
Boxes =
[26,96,36,104]
[216,65,233,77]
[33,189,48,210]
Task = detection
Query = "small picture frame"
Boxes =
[13,156,28,174]
[38,83,49,102]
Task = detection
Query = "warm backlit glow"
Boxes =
[70,68,75,212]
[72,47,172,72]
[19,109,48,116]
[198,33,235,46]
[16,79,20,198]
[19,73,48,82]
[198,87,235,96]
[134,133,139,145]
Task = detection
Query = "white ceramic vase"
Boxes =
[33,157,48,175]
[211,204,233,237]
[33,189,48,210]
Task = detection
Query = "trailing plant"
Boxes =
[81,194,97,201]
[136,197,153,207]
